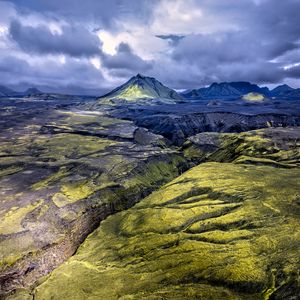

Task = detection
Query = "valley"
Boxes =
[0,75,299,299]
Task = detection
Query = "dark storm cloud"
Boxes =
[0,55,29,74]
[10,0,158,27]
[0,0,300,92]
[9,20,101,57]
[167,0,300,87]
[0,54,105,95]
[156,35,185,47]
[285,66,300,79]
[102,43,153,72]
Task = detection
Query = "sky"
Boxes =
[0,0,299,95]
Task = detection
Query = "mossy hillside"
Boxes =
[0,152,188,295]
[33,162,300,299]
[0,200,43,235]
[242,92,266,102]
[110,84,154,101]
[30,133,117,161]
[184,127,300,167]
[0,108,190,295]
[54,111,132,133]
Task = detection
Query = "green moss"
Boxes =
[0,234,36,269]
[185,128,300,168]
[242,93,265,101]
[31,167,69,190]
[103,85,154,104]
[33,162,300,299]
[31,134,117,161]
[0,200,43,235]
[233,155,296,168]
[0,166,23,178]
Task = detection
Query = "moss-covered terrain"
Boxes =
[0,106,188,296]
[1,97,299,299]
[184,127,300,167]
[31,161,300,299]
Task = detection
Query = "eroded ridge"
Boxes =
[31,162,300,300]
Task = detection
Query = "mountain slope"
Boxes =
[270,84,294,97]
[287,88,300,98]
[182,82,270,100]
[24,87,42,96]
[99,74,184,104]
[241,92,268,102]
[268,84,300,99]
[0,85,18,97]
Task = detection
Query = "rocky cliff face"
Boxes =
[114,110,300,145]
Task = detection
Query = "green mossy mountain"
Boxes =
[98,74,184,105]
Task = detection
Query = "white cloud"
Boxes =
[151,0,239,35]
[90,57,101,69]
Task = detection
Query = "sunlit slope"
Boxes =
[184,127,300,167]
[99,74,184,104]
[33,161,300,300]
[242,92,267,102]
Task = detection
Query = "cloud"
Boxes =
[0,54,105,95]
[155,34,185,46]
[0,55,29,76]
[285,65,300,79]
[10,0,158,28]
[101,42,153,73]
[9,19,102,57]
[0,0,299,92]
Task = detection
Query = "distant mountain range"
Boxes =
[182,82,300,100]
[0,86,81,100]
[1,77,300,102]
[99,74,184,104]
[0,86,42,97]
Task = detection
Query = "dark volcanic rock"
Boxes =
[112,109,300,145]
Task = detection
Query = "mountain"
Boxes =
[24,87,42,96]
[182,81,270,100]
[230,82,270,95]
[269,84,300,99]
[0,85,18,97]
[286,88,300,99]
[270,84,294,96]
[0,86,42,97]
[99,74,184,104]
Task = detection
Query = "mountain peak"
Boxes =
[99,74,183,104]
[182,81,270,100]
[270,84,294,97]
[278,84,291,88]
[25,87,42,96]
[136,73,145,79]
